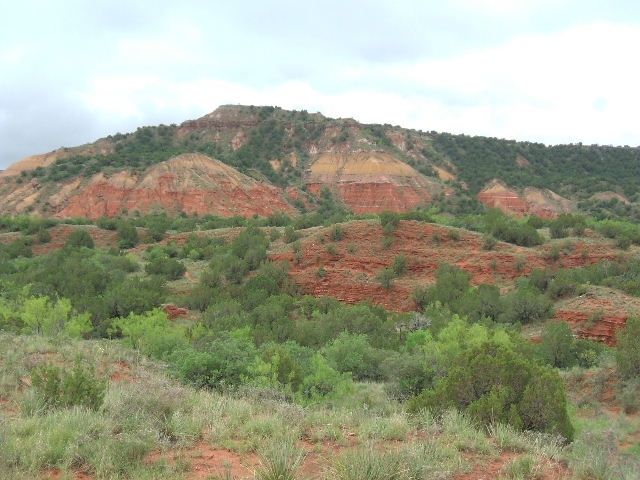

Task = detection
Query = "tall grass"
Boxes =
[255,441,305,480]
[327,440,465,480]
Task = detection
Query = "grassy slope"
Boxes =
[0,333,577,480]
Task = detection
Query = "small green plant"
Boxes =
[391,254,408,276]
[269,228,281,241]
[382,236,393,249]
[283,225,300,244]
[30,359,107,411]
[317,266,327,277]
[562,240,574,254]
[447,229,461,241]
[347,243,357,254]
[482,235,497,250]
[376,268,394,289]
[515,256,526,272]
[587,308,605,328]
[326,243,338,255]
[431,233,442,246]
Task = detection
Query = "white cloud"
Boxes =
[5,1,640,169]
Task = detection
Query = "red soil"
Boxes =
[163,304,189,319]
[271,221,613,312]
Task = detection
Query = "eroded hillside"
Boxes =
[6,104,635,220]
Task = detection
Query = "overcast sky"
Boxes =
[2,0,640,169]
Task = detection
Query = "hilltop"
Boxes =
[2,104,640,220]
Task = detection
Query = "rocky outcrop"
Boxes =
[477,179,572,218]
[0,153,295,219]
[55,153,295,219]
[305,152,445,213]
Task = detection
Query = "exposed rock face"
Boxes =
[0,153,295,219]
[306,152,445,213]
[55,153,295,219]
[553,286,640,345]
[477,179,572,218]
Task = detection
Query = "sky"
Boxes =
[2,0,640,169]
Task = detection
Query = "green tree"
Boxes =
[145,256,187,280]
[322,332,385,381]
[112,308,186,358]
[427,263,471,308]
[170,334,256,390]
[117,221,139,249]
[299,353,353,403]
[540,321,575,368]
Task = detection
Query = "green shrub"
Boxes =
[283,225,300,244]
[408,342,573,441]
[330,224,345,241]
[170,335,256,390]
[616,317,640,380]
[391,254,408,276]
[447,229,461,241]
[482,234,497,250]
[539,321,575,368]
[499,289,553,324]
[145,256,187,280]
[117,221,139,249]
[37,229,52,243]
[66,228,95,248]
[379,211,400,233]
[617,379,640,414]
[376,268,394,289]
[1,237,32,258]
[30,360,107,411]
[322,332,385,381]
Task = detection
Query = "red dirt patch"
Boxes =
[453,451,570,480]
[107,361,134,383]
[31,225,119,255]
[163,303,189,319]
[553,286,640,345]
[41,468,93,480]
[271,221,613,312]
[147,442,259,480]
